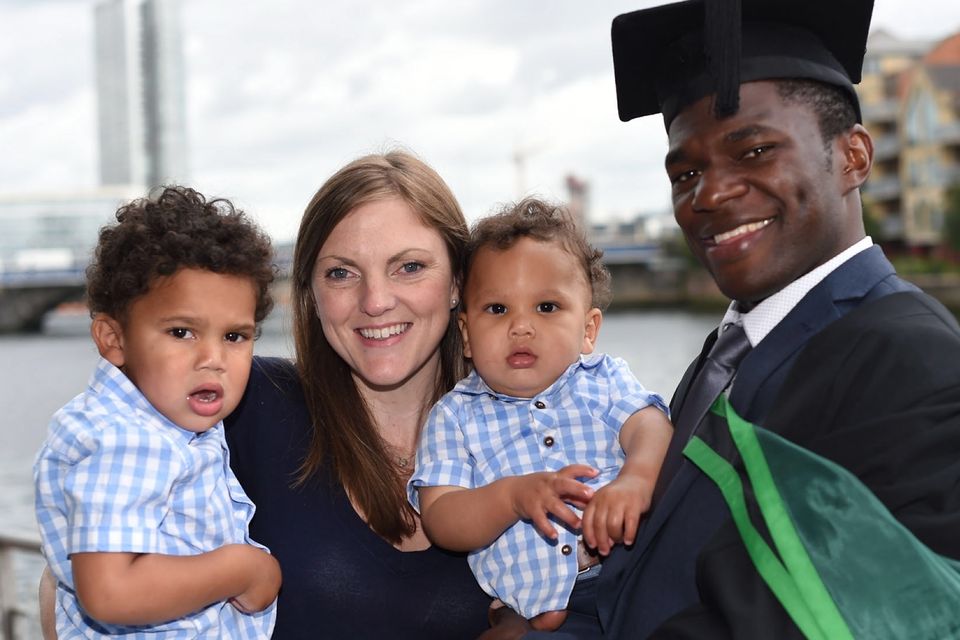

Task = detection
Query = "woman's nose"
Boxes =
[359,276,397,316]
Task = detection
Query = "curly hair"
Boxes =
[86,185,275,324]
[465,197,613,310]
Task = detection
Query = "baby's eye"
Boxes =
[485,303,507,315]
[537,302,558,313]
[224,332,249,344]
[168,327,193,339]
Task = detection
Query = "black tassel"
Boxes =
[705,0,742,118]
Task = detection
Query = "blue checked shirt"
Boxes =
[34,358,276,639]
[408,354,668,618]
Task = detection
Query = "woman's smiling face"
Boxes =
[311,197,458,393]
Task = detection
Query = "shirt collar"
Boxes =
[456,354,603,400]
[718,236,873,346]
[90,356,217,444]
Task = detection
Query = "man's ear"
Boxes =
[840,124,873,192]
[90,313,126,368]
[581,308,603,354]
[458,311,472,359]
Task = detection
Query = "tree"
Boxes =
[944,183,960,257]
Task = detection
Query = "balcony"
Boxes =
[863,176,901,202]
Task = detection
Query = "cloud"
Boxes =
[2,0,960,241]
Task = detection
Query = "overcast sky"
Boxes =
[2,1,960,241]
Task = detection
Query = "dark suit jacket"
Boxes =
[593,246,960,638]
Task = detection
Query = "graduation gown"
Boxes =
[595,246,960,638]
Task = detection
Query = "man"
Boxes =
[490,0,960,637]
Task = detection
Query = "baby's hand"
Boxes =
[508,464,597,541]
[581,475,653,555]
[227,545,282,614]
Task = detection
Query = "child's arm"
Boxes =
[71,543,281,626]
[581,405,673,555]
[417,464,598,552]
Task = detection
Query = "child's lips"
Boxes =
[187,384,224,417]
[507,350,537,369]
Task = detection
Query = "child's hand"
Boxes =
[581,474,653,555]
[508,464,597,541]
[227,545,282,614]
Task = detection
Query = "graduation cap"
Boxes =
[611,0,874,129]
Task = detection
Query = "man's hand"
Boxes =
[581,474,653,555]
[508,464,598,541]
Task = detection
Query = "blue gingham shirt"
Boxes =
[408,354,668,617]
[33,358,276,639]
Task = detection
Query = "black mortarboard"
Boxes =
[611,0,874,129]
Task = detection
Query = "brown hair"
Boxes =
[465,197,612,310]
[292,150,468,543]
[86,185,275,325]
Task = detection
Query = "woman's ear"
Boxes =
[90,313,126,368]
[840,124,874,192]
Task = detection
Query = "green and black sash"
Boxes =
[684,396,960,639]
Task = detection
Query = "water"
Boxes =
[0,307,720,626]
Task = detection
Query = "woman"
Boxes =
[224,150,491,638]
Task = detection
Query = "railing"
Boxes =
[0,531,42,640]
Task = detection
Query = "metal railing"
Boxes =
[0,531,42,640]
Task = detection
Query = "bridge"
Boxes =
[0,242,675,333]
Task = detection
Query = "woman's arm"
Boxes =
[39,565,57,640]
[71,544,280,626]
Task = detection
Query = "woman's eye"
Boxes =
[538,302,558,313]
[400,262,424,274]
[326,267,350,280]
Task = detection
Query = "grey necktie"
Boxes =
[654,323,752,500]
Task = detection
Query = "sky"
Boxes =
[2,1,960,242]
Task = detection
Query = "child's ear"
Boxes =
[458,311,472,359]
[90,313,126,368]
[581,308,603,354]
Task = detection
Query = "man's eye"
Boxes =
[742,145,772,160]
[485,304,507,315]
[537,302,558,313]
[671,169,699,185]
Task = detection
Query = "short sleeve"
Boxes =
[64,421,185,555]
[407,396,476,511]
[602,356,670,427]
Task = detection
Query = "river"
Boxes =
[0,307,721,632]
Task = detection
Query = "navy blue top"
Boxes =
[225,357,491,639]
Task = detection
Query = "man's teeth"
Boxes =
[359,323,409,340]
[713,218,772,243]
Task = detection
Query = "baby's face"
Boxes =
[110,268,257,433]
[459,237,600,398]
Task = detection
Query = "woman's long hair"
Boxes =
[292,150,468,544]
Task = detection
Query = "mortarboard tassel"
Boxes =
[705,0,742,118]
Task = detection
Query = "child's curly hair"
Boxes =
[86,185,275,323]
[465,197,612,310]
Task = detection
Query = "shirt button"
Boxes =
[534,400,546,409]
[561,544,572,556]
[543,436,555,447]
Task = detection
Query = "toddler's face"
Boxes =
[107,268,257,433]
[459,237,600,398]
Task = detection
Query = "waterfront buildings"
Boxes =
[859,29,960,251]
[94,0,188,189]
